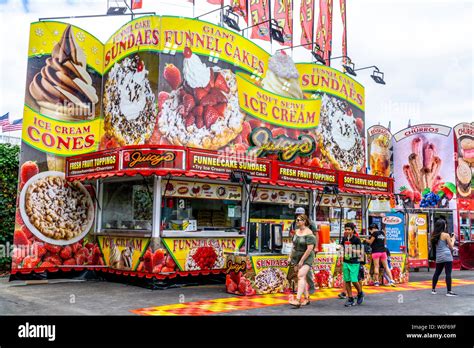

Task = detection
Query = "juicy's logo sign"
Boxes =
[225,260,247,274]
[125,150,176,168]
[248,127,316,162]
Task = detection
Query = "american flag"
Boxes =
[0,113,8,127]
[2,118,23,132]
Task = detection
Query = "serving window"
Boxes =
[315,194,362,236]
[161,180,242,232]
[101,178,154,231]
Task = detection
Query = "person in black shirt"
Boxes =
[367,224,395,287]
[339,222,365,306]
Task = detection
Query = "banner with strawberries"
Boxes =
[162,237,245,271]
[98,236,150,270]
[393,124,456,209]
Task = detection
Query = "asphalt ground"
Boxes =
[0,269,473,316]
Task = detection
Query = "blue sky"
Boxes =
[0,0,472,138]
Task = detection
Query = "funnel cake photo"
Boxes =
[318,94,365,172]
[103,54,157,146]
[158,48,244,150]
[254,268,288,294]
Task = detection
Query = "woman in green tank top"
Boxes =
[288,214,317,308]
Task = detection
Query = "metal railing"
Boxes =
[0,135,21,146]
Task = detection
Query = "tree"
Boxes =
[0,143,20,270]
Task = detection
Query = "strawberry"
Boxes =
[14,230,30,246]
[137,262,144,272]
[228,281,237,293]
[185,114,195,127]
[214,73,230,93]
[161,266,175,273]
[355,118,364,134]
[309,158,321,168]
[204,106,221,128]
[21,225,34,239]
[245,287,256,296]
[241,121,251,144]
[98,134,119,150]
[183,46,192,59]
[272,128,286,137]
[234,134,243,144]
[182,93,196,115]
[39,261,56,268]
[76,247,90,258]
[15,210,24,226]
[196,114,205,129]
[143,249,153,272]
[413,191,422,203]
[45,244,62,254]
[193,105,204,118]
[248,118,266,129]
[322,162,332,169]
[71,242,82,254]
[287,128,299,139]
[22,256,41,269]
[346,107,353,116]
[152,264,164,273]
[399,186,414,201]
[75,255,86,265]
[238,277,247,294]
[163,63,182,90]
[294,157,302,165]
[229,271,241,284]
[63,258,76,266]
[85,243,95,250]
[152,249,166,267]
[32,242,47,258]
[194,87,209,101]
[214,103,227,117]
[59,246,73,260]
[20,161,39,184]
[201,88,227,106]
[137,60,144,72]
[44,254,62,266]
[165,255,176,269]
[158,91,169,110]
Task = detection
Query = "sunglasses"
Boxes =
[296,218,304,222]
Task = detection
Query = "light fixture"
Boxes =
[371,69,385,85]
[107,6,127,15]
[354,65,386,85]
[223,8,240,31]
[270,20,285,44]
[312,44,326,64]
[342,60,357,77]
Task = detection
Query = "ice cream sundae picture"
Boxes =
[158,47,245,150]
[103,54,158,146]
[28,24,100,171]
[317,94,365,172]
[369,135,391,177]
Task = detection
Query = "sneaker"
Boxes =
[338,292,347,299]
[431,289,437,295]
[374,281,380,287]
[446,291,458,297]
[344,298,356,307]
[356,291,365,305]
[389,280,396,287]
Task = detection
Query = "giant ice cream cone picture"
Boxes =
[27,25,100,171]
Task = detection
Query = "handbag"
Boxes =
[428,243,437,261]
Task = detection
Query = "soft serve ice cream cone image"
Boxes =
[370,135,390,176]
[28,25,98,171]
[261,50,304,99]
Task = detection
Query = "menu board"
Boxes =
[251,188,309,205]
[319,194,362,209]
[162,180,242,201]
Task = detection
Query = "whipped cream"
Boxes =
[183,53,211,88]
[118,70,148,121]
[268,51,299,79]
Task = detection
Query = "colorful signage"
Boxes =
[313,253,338,288]
[278,164,336,186]
[383,212,405,253]
[367,125,392,177]
[407,213,429,268]
[162,237,245,271]
[340,172,391,193]
[98,236,150,271]
[66,150,119,177]
[251,187,309,205]
[122,148,185,170]
[393,124,456,209]
[453,123,473,201]
[188,150,272,178]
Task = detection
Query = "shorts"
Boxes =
[371,252,388,261]
[343,262,360,283]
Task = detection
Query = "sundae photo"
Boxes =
[456,137,474,198]
[317,94,365,172]
[369,134,391,177]
[158,47,245,150]
[103,54,158,146]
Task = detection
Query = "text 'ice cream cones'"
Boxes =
[261,51,304,99]
[28,25,99,171]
